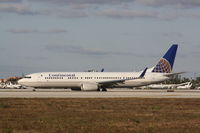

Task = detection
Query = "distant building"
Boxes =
[0,77,22,83]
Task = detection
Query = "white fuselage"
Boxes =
[18,72,169,90]
[176,82,192,89]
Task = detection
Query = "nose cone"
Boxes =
[18,79,26,86]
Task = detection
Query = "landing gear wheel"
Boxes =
[102,88,107,91]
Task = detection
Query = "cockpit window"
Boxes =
[24,76,31,79]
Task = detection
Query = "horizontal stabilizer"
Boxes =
[163,72,186,77]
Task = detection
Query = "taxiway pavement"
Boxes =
[0,89,200,98]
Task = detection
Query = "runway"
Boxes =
[1,89,200,98]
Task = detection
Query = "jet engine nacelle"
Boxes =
[81,83,98,91]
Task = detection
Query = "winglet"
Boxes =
[139,67,148,78]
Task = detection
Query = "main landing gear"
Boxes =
[102,88,107,92]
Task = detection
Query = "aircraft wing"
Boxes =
[98,79,127,87]
[163,72,186,77]
[97,67,148,87]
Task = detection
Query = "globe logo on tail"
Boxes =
[152,58,172,73]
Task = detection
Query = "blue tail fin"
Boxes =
[152,44,178,73]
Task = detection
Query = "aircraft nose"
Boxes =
[18,79,25,85]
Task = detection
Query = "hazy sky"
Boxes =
[0,0,200,78]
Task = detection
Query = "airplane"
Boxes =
[18,44,182,91]
[6,82,23,89]
[146,82,192,89]
[176,82,192,89]
[196,86,200,90]
[1,82,23,89]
